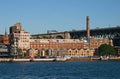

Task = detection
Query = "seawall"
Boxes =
[0,57,120,62]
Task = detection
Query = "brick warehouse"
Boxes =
[28,38,112,58]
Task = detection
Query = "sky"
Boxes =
[0,0,120,34]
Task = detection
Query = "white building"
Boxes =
[11,30,30,49]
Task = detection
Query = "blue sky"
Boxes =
[0,0,120,34]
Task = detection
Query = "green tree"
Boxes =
[98,44,116,56]
[17,48,23,56]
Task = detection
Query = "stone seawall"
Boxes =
[67,57,93,61]
[67,57,120,61]
[0,58,10,62]
[0,57,120,62]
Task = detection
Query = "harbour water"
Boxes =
[0,61,120,79]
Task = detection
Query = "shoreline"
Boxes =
[0,57,120,62]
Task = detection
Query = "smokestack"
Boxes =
[86,16,90,38]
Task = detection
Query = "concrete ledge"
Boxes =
[0,57,120,62]
[11,59,30,62]
[0,58,10,62]
[32,58,55,62]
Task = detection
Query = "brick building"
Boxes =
[89,37,113,49]
[30,39,86,50]
[29,38,112,58]
[29,39,92,57]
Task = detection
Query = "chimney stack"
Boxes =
[86,16,90,38]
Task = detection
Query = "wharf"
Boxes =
[0,57,120,62]
[0,58,66,62]
[67,57,93,61]
[32,58,55,62]
[10,59,30,62]
[10,58,56,62]
[66,57,120,61]
[0,58,10,62]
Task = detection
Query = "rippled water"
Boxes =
[0,61,120,79]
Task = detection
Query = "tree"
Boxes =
[98,44,116,56]
[17,48,23,57]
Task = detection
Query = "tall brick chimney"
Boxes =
[86,16,90,38]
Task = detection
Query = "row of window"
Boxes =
[14,34,30,37]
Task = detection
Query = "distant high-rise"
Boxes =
[9,23,22,34]
[5,27,8,37]
[86,16,90,38]
[3,28,9,45]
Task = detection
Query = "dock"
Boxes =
[32,58,55,62]
[0,57,120,62]
[0,58,66,62]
